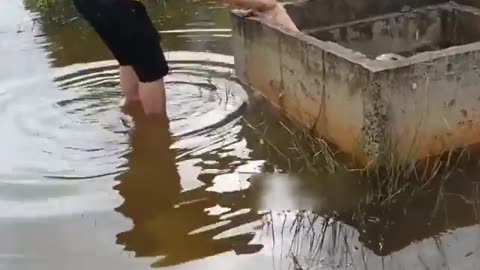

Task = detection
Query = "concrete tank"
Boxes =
[231,0,480,167]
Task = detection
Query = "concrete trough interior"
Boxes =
[304,3,480,59]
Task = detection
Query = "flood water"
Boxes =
[1,1,480,269]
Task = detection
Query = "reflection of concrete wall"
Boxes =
[231,1,480,166]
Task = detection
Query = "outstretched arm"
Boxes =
[214,0,299,31]
[221,0,277,11]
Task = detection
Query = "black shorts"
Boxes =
[73,0,169,82]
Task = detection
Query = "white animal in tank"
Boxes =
[375,53,405,61]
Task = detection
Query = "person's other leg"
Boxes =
[120,66,140,102]
[226,0,298,31]
[119,65,146,118]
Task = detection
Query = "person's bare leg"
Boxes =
[120,66,140,102]
[138,78,167,116]
[255,3,298,31]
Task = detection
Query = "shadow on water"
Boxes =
[0,0,479,269]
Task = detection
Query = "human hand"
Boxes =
[224,0,298,32]
[253,3,298,32]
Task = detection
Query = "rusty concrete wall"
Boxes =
[231,15,370,163]
[285,0,444,30]
[376,45,480,161]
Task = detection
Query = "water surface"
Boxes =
[0,1,480,269]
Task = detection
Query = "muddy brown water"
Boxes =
[0,1,480,269]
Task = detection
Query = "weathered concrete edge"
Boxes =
[229,11,376,72]
[374,2,480,72]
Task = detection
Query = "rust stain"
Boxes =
[299,82,307,96]
[397,124,480,162]
[468,120,474,129]
[448,99,456,107]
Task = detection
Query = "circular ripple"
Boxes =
[0,51,248,217]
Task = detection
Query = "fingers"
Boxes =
[226,0,299,32]
[254,4,299,32]
[226,0,277,11]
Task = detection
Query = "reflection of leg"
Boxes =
[115,112,177,223]
[131,113,172,162]
[120,65,140,102]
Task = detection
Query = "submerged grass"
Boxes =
[244,110,480,206]
[273,211,466,270]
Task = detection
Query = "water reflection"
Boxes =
[242,172,480,270]
[114,113,264,267]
